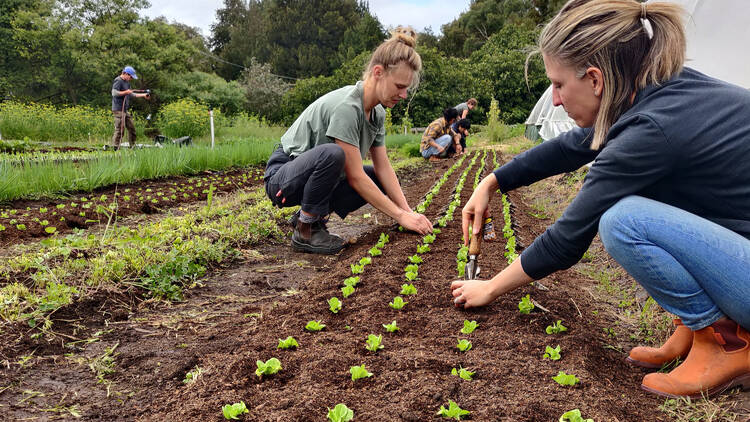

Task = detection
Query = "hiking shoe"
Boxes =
[291,220,346,254]
[287,210,300,228]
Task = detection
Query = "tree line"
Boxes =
[1,0,567,127]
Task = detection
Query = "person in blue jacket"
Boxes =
[451,0,750,399]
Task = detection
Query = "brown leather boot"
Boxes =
[291,219,346,254]
[641,319,750,398]
[626,319,692,369]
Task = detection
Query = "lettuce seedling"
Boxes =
[305,320,326,331]
[437,400,470,420]
[546,320,568,334]
[408,255,423,264]
[222,401,249,420]
[404,264,419,273]
[255,357,282,377]
[328,297,342,314]
[359,256,372,266]
[552,371,580,386]
[389,296,407,310]
[365,334,384,352]
[327,403,354,422]
[456,339,472,352]
[341,285,355,298]
[423,234,436,244]
[432,228,442,234]
[543,345,561,361]
[518,294,535,314]
[369,246,382,257]
[416,244,431,254]
[400,283,417,295]
[378,233,390,244]
[343,276,360,287]
[461,320,479,334]
[451,366,475,381]
[559,409,593,422]
[277,336,299,350]
[350,264,364,275]
[404,271,418,282]
[349,364,373,381]
[382,320,399,333]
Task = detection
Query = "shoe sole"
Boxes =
[641,373,750,399]
[291,238,345,255]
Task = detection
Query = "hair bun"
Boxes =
[390,25,417,48]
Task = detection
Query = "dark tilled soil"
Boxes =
[0,153,671,421]
[0,167,266,247]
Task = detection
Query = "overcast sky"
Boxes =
[143,0,472,39]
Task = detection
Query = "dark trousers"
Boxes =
[264,144,384,218]
[112,111,136,148]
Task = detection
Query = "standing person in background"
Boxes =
[420,107,459,161]
[454,98,477,119]
[111,66,149,150]
[451,0,750,399]
[264,27,433,255]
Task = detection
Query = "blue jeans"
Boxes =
[599,196,750,331]
[421,134,452,159]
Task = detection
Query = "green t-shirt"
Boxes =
[281,81,386,160]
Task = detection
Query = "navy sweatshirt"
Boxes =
[493,67,750,280]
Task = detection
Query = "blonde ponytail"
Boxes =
[363,26,422,89]
[537,0,686,149]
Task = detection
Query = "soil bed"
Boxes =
[0,152,670,421]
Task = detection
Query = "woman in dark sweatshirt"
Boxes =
[451,0,750,399]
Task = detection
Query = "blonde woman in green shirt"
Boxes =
[264,27,433,254]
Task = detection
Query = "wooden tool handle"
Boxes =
[469,227,482,256]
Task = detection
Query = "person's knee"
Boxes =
[599,195,645,250]
[318,143,346,169]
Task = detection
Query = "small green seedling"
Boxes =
[451,366,475,381]
[341,285,355,298]
[404,264,419,273]
[183,366,203,384]
[343,276,360,287]
[378,233,389,244]
[382,320,399,333]
[437,400,470,420]
[222,401,249,420]
[456,339,472,352]
[404,270,418,282]
[349,364,373,381]
[546,320,568,334]
[359,256,372,266]
[543,345,561,361]
[327,403,354,422]
[369,246,382,257]
[518,294,535,314]
[552,371,580,386]
[408,254,423,264]
[350,264,364,275]
[559,409,593,422]
[432,228,441,234]
[255,357,282,377]
[400,283,417,295]
[461,320,479,334]
[416,244,431,254]
[389,296,407,310]
[365,334,384,352]
[277,336,299,350]
[328,297,342,314]
[305,320,326,331]
[423,233,436,244]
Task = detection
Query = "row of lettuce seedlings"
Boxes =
[485,149,592,422]
[228,154,476,421]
